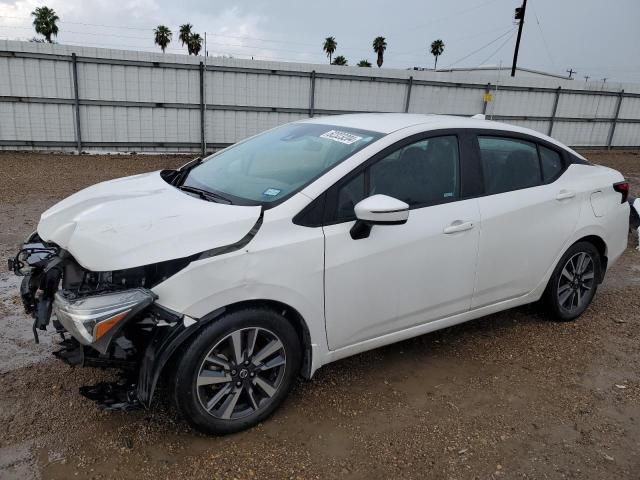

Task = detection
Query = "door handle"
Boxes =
[556,190,576,201]
[443,221,474,234]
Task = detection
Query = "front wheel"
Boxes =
[172,308,301,435]
[545,241,602,321]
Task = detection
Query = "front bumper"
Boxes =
[53,288,156,354]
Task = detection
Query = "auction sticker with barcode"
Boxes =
[319,130,363,145]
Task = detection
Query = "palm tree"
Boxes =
[154,25,172,53]
[179,24,192,48]
[323,36,337,64]
[430,39,445,70]
[357,59,372,67]
[372,36,387,68]
[332,55,348,66]
[188,33,203,56]
[31,6,59,43]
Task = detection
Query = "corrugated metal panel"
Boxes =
[1,40,640,150]
[612,122,640,147]
[490,90,556,117]
[619,97,640,120]
[409,84,484,115]
[0,102,75,141]
[553,121,611,146]
[556,93,618,118]
[314,78,406,112]
[207,71,309,109]
[206,110,307,144]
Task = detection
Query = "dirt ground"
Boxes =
[0,150,639,480]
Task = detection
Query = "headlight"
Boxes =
[53,289,156,353]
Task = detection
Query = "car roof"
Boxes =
[299,113,585,159]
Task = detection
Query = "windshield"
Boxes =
[182,123,383,204]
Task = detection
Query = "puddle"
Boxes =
[0,273,55,374]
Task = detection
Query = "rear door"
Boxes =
[322,132,481,350]
[472,134,582,309]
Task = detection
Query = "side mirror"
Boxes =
[351,194,410,239]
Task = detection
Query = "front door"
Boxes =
[323,134,481,350]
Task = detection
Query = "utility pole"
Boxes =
[583,75,590,82]
[566,68,576,79]
[510,0,527,77]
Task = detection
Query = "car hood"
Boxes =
[37,171,262,271]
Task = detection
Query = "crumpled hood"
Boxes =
[37,171,262,271]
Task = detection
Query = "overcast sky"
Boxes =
[0,0,638,82]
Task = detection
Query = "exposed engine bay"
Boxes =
[7,231,190,410]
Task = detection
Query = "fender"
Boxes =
[136,305,223,407]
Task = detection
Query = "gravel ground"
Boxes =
[0,150,639,480]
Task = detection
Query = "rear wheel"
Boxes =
[172,308,301,434]
[545,241,601,321]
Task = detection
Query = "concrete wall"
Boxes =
[1,40,639,152]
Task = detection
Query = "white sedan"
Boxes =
[10,114,629,434]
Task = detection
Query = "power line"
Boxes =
[0,15,375,55]
[442,27,516,69]
[529,0,555,70]
[474,30,517,68]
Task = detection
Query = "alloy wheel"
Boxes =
[196,327,287,420]
[556,251,595,313]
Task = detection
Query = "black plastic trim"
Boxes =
[469,128,582,198]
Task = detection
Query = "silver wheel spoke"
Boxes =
[197,369,232,386]
[259,354,286,371]
[579,256,592,274]
[205,384,232,411]
[558,283,571,295]
[559,288,573,307]
[247,386,259,411]
[231,330,243,364]
[218,387,242,419]
[253,375,277,398]
[205,354,231,370]
[582,271,594,280]
[575,253,586,275]
[245,328,258,359]
[252,339,283,365]
[561,267,574,281]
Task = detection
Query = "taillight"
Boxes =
[613,181,629,203]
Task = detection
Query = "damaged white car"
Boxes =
[8,114,630,434]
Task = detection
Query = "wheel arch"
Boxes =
[137,298,314,408]
[573,234,608,281]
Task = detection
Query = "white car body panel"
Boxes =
[37,171,261,271]
[323,198,481,349]
[35,114,630,378]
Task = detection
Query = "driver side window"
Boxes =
[333,135,460,223]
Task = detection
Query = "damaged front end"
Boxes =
[8,232,190,411]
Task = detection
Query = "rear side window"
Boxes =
[478,137,541,195]
[539,145,563,182]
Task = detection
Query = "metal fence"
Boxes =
[1,40,640,153]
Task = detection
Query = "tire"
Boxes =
[172,307,301,435]
[545,241,602,321]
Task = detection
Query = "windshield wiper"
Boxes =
[178,186,233,204]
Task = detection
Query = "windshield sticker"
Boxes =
[262,188,282,197]
[319,130,363,145]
